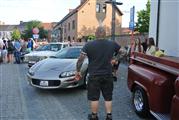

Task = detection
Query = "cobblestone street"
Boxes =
[0,63,155,120]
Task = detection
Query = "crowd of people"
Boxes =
[0,37,38,64]
[130,37,165,57]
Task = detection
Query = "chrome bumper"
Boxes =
[27,74,82,89]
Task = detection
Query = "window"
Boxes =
[68,23,71,31]
[96,3,100,13]
[64,25,67,33]
[72,20,75,29]
[63,44,69,48]
[102,4,106,13]
[55,48,81,59]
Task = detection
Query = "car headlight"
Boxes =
[39,56,48,61]
[28,69,35,76]
[60,71,76,78]
[24,56,29,62]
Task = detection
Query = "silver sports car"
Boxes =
[27,46,88,89]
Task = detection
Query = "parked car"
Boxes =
[24,42,69,67]
[27,46,88,89]
[128,52,179,120]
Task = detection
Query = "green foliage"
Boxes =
[39,27,48,39]
[11,28,21,40]
[87,35,96,41]
[136,0,150,33]
[22,20,48,39]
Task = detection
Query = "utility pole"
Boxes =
[105,0,122,41]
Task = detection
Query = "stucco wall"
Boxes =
[158,1,178,56]
[77,0,99,38]
[103,4,122,36]
[149,0,179,57]
[149,0,158,40]
[77,0,122,38]
[177,2,179,57]
[61,13,77,41]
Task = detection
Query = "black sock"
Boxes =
[91,113,97,117]
[107,113,112,115]
[107,113,112,118]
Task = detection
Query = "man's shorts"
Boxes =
[87,75,114,101]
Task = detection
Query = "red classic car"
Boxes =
[127,52,179,120]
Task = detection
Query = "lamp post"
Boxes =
[105,0,122,41]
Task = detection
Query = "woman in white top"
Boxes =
[146,37,156,55]
[134,38,144,53]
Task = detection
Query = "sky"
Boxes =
[0,0,147,27]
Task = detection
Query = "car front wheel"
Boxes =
[133,85,149,117]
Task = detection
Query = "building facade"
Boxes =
[149,0,179,57]
[54,0,123,42]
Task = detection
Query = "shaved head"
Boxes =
[95,26,106,39]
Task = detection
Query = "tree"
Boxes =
[87,35,96,41]
[11,27,21,40]
[22,20,48,40]
[136,0,150,33]
[39,27,48,39]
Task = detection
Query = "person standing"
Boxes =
[141,38,148,53]
[75,26,122,120]
[27,38,33,52]
[14,39,21,64]
[0,38,4,63]
[7,40,14,63]
[133,38,144,53]
[2,39,8,63]
[146,37,156,55]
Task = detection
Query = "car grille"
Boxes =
[28,56,40,62]
[31,79,61,87]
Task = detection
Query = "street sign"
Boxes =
[129,6,135,30]
[129,22,134,30]
[32,28,39,34]
[33,34,39,39]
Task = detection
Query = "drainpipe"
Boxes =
[156,0,161,47]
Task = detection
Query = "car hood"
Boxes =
[25,51,57,57]
[30,58,77,79]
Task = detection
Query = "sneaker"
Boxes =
[106,114,112,120]
[88,113,98,120]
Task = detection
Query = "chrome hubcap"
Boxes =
[134,90,144,111]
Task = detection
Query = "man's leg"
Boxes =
[88,76,100,120]
[105,101,112,114]
[90,101,99,114]
[102,76,114,120]
[14,51,17,63]
[17,51,21,63]
[105,101,113,120]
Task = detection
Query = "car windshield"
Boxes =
[35,45,45,51]
[54,47,81,59]
[35,44,62,51]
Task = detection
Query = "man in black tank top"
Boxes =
[76,26,123,120]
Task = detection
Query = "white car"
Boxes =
[24,42,69,67]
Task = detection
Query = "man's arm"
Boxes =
[113,48,127,61]
[75,52,86,80]
[76,52,86,72]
